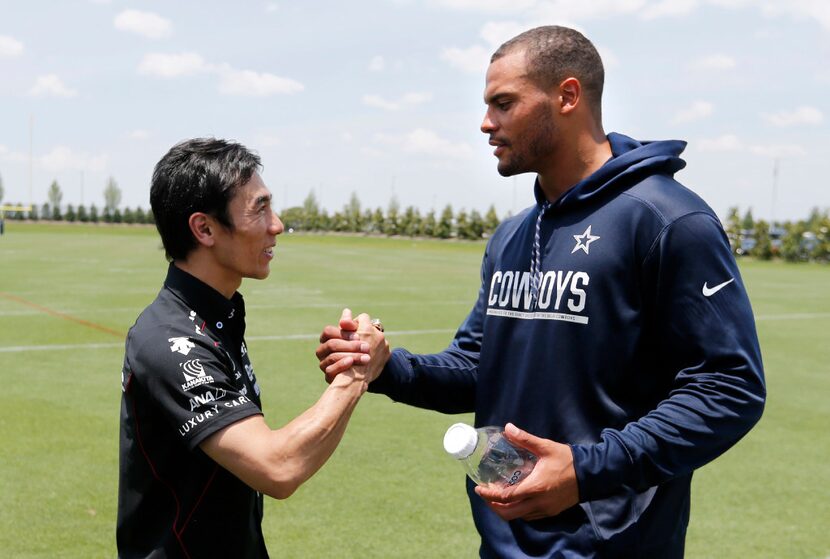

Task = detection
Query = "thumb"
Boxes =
[339,308,358,332]
[502,423,548,456]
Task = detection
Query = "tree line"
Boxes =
[724,206,830,263]
[2,172,827,254]
[0,176,502,240]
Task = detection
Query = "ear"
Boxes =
[188,212,216,248]
[558,77,581,115]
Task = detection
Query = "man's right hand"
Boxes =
[316,308,389,384]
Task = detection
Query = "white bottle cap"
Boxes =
[443,423,478,459]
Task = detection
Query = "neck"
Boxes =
[537,125,612,202]
[174,254,240,299]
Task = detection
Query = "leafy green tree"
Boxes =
[780,221,807,262]
[345,192,363,232]
[48,180,63,220]
[361,209,373,233]
[279,206,304,230]
[385,196,400,235]
[135,207,146,224]
[65,204,77,222]
[104,176,122,216]
[371,208,384,234]
[145,207,155,224]
[456,209,471,239]
[112,208,123,223]
[740,208,755,232]
[41,202,51,221]
[751,219,772,260]
[468,209,484,240]
[29,204,39,221]
[89,204,99,223]
[421,210,436,237]
[400,206,421,237]
[0,172,4,204]
[484,205,500,236]
[724,206,741,254]
[123,207,135,224]
[302,191,320,230]
[436,204,453,239]
[77,205,88,223]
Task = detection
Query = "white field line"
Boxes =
[2,311,830,354]
[0,328,457,353]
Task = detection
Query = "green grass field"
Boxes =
[0,222,828,558]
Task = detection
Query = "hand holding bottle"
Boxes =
[473,423,580,522]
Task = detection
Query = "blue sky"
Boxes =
[1,0,828,221]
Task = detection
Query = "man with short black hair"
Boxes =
[318,26,766,557]
[117,138,387,557]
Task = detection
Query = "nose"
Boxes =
[269,211,284,235]
[481,109,496,134]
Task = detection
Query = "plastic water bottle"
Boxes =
[443,423,537,487]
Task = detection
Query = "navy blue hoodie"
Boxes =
[370,133,766,558]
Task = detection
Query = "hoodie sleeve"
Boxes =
[571,211,766,501]
[366,241,494,414]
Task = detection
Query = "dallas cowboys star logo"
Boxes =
[572,225,600,254]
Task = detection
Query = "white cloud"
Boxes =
[696,134,806,157]
[363,92,432,111]
[762,106,823,127]
[363,94,400,111]
[692,53,737,70]
[479,21,529,47]
[404,129,474,159]
[641,0,700,19]
[698,134,743,152]
[127,129,151,140]
[402,129,474,159]
[136,53,303,97]
[29,75,78,98]
[672,100,714,124]
[265,2,279,12]
[532,0,646,21]
[368,55,385,72]
[429,0,536,13]
[441,45,491,74]
[760,0,830,31]
[748,144,806,157]
[401,92,433,105]
[0,35,24,58]
[217,68,304,96]
[40,146,108,172]
[114,10,173,39]
[138,52,208,78]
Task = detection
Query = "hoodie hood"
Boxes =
[534,132,687,209]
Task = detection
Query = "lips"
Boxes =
[489,137,508,157]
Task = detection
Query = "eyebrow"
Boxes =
[253,194,272,207]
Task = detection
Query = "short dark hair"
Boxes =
[491,26,604,121]
[150,138,262,261]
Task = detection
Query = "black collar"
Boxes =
[163,264,246,329]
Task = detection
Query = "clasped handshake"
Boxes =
[313,308,580,522]
[315,308,390,388]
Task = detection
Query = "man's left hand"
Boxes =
[474,423,580,521]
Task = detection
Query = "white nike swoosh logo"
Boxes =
[702,278,735,297]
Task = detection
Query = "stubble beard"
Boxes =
[496,105,558,178]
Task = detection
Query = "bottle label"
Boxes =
[507,469,524,486]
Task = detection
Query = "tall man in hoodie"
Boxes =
[318,26,765,557]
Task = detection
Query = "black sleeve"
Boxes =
[126,327,263,450]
